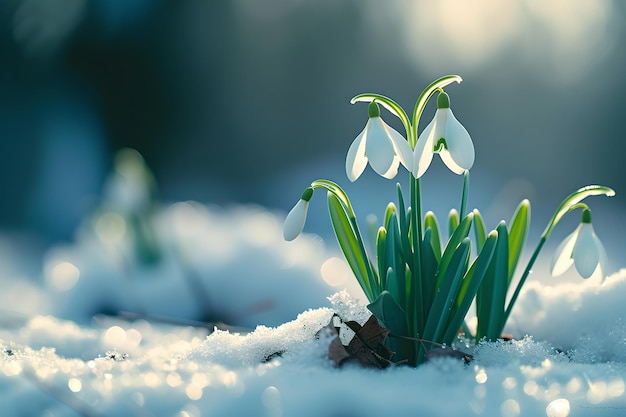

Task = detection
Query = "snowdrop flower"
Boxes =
[346,102,413,182]
[551,209,608,279]
[413,92,474,178]
[283,187,313,241]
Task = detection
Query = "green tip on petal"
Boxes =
[437,92,450,109]
[301,187,314,201]
[368,101,380,118]
[581,208,592,224]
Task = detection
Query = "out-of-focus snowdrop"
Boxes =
[43,149,364,327]
[96,148,161,265]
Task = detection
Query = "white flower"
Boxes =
[413,92,474,178]
[346,102,413,182]
[550,210,608,279]
[283,188,313,241]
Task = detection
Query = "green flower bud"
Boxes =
[368,102,380,118]
[301,187,314,202]
[437,92,450,109]
[581,208,592,224]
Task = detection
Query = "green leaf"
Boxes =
[384,203,397,229]
[328,193,376,300]
[376,226,387,291]
[385,213,407,306]
[472,209,487,253]
[420,228,440,319]
[437,212,473,284]
[448,209,460,239]
[367,290,407,336]
[507,200,530,284]
[396,184,412,262]
[367,290,414,364]
[544,185,615,238]
[442,231,498,344]
[476,221,509,341]
[424,211,442,261]
[422,238,471,343]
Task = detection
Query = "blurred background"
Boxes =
[1,0,625,269]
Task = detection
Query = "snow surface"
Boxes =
[2,196,626,416]
[2,286,626,417]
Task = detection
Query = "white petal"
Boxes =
[438,150,465,175]
[384,122,413,173]
[413,118,436,178]
[379,155,400,179]
[550,228,578,276]
[596,237,609,281]
[346,126,368,182]
[431,108,448,144]
[283,199,309,241]
[572,223,600,278]
[438,108,474,174]
[366,117,399,179]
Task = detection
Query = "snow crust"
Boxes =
[2,201,626,416]
[3,273,626,417]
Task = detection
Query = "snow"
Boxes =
[2,296,626,416]
[2,191,626,416]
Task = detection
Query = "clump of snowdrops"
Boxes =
[284,75,614,366]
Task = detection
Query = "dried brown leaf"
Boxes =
[345,315,394,368]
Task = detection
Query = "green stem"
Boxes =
[503,236,545,323]
[410,174,424,344]
[460,170,470,218]
[410,75,463,147]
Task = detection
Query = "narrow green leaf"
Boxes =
[422,238,471,343]
[396,184,412,263]
[384,203,397,229]
[442,231,498,344]
[384,268,401,305]
[448,209,460,239]
[424,211,442,261]
[376,227,387,291]
[437,212,473,284]
[420,228,439,319]
[477,221,509,341]
[367,290,414,364]
[472,209,487,253]
[328,193,376,300]
[367,290,407,336]
[385,213,406,305]
[507,200,530,284]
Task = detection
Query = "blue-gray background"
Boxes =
[1,0,624,270]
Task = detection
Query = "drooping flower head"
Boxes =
[345,102,413,182]
[283,187,314,241]
[551,209,608,279]
[413,92,475,178]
